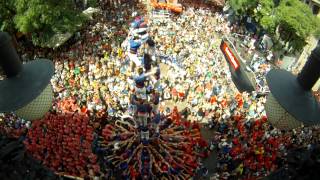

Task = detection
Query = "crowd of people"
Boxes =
[149,7,269,124]
[0,1,320,179]
[210,114,320,179]
[12,2,272,124]
[24,102,100,178]
[49,4,139,118]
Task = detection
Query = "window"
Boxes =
[313,5,320,15]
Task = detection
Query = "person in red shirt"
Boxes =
[237,122,246,137]
[233,113,242,122]
[267,137,276,148]
[235,93,244,108]
[183,120,191,128]
[191,122,200,130]
[257,161,264,171]
[232,137,240,145]
[252,130,261,141]
[232,145,243,158]
[251,161,259,172]
[271,151,277,162]
[264,156,272,170]
[80,106,88,114]
[254,120,262,128]
[198,138,208,148]
[178,91,185,101]
[261,116,268,123]
[210,95,217,104]
[161,163,168,172]
[171,106,181,125]
[171,88,178,102]
[221,99,227,108]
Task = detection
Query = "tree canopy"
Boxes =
[275,0,320,49]
[254,0,276,33]
[228,0,320,51]
[229,0,257,15]
[0,0,87,47]
[0,0,16,33]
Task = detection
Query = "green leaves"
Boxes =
[0,0,85,47]
[260,15,276,33]
[229,0,320,51]
[0,0,16,32]
[87,0,98,7]
[275,0,319,50]
[254,0,277,33]
[229,0,258,15]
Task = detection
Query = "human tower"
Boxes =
[21,14,209,179]
[98,16,209,179]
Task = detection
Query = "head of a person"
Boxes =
[137,67,144,75]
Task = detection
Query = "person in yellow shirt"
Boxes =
[255,146,264,155]
[104,52,109,61]
[235,163,244,175]
[92,81,99,90]
[117,47,123,58]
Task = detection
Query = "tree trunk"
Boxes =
[275,24,280,41]
[11,34,19,49]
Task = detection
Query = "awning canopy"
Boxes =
[45,32,73,49]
